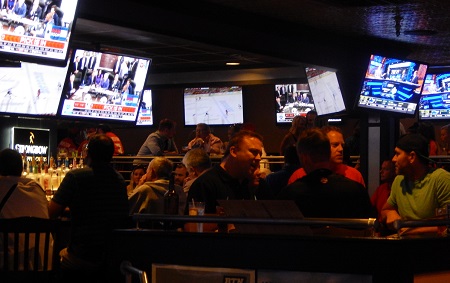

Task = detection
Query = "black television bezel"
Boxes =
[418,66,450,121]
[57,47,152,125]
[182,85,244,127]
[305,67,347,117]
[135,89,154,126]
[0,59,70,119]
[274,81,314,124]
[0,0,80,68]
[354,54,429,118]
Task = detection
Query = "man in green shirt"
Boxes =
[382,133,450,235]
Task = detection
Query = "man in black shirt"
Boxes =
[277,128,373,218]
[49,134,129,282]
[185,130,264,214]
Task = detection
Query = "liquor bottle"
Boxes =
[57,155,62,168]
[64,156,69,168]
[22,153,27,177]
[163,172,179,230]
[43,164,51,196]
[164,172,179,215]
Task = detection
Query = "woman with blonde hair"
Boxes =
[126,165,146,196]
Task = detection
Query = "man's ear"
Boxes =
[229,146,238,157]
[408,151,416,164]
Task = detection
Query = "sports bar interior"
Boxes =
[2,1,450,282]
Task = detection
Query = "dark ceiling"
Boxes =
[72,0,450,74]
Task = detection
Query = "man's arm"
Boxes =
[48,200,65,219]
[380,202,401,230]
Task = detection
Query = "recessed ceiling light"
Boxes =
[226,62,240,66]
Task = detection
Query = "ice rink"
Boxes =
[0,62,66,115]
[184,89,243,125]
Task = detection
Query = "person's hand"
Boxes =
[192,138,204,148]
[384,210,401,230]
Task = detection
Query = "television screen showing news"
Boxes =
[419,72,450,120]
[306,67,346,116]
[357,54,428,115]
[275,83,314,123]
[136,89,153,125]
[59,48,151,122]
[183,86,244,126]
[0,61,68,116]
[0,0,79,65]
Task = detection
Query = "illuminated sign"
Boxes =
[12,127,50,157]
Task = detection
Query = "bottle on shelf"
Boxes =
[42,164,51,196]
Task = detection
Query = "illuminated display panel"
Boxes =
[356,54,428,116]
[275,83,314,123]
[136,89,153,125]
[183,86,243,126]
[59,48,151,123]
[0,0,79,66]
[306,67,346,116]
[419,72,450,120]
[0,61,68,116]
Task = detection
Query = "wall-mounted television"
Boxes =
[58,48,152,123]
[418,71,450,120]
[136,89,153,126]
[305,67,346,116]
[0,60,68,117]
[183,86,243,126]
[0,0,79,66]
[356,54,428,116]
[275,83,314,123]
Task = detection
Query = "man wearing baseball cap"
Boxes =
[381,133,450,235]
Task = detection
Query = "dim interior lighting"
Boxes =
[226,62,240,66]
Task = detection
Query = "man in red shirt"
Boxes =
[287,126,365,187]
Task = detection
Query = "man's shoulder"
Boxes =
[193,165,222,181]
[67,167,94,177]
[430,168,450,178]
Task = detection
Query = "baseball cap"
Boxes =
[396,134,434,164]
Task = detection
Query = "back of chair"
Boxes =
[0,217,59,274]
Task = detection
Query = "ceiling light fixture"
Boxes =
[226,62,240,66]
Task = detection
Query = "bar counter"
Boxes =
[108,216,450,283]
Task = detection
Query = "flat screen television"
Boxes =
[58,48,152,123]
[136,89,153,126]
[356,54,428,116]
[0,60,68,116]
[275,83,314,123]
[0,0,79,66]
[183,86,244,126]
[418,71,450,120]
[305,67,346,116]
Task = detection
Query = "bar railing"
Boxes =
[131,214,378,231]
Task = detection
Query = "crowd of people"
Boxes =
[2,114,450,281]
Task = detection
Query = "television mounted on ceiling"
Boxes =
[0,0,80,67]
[305,67,346,116]
[183,86,244,126]
[0,60,68,117]
[356,54,428,116]
[418,70,450,120]
[275,83,315,124]
[58,48,152,123]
